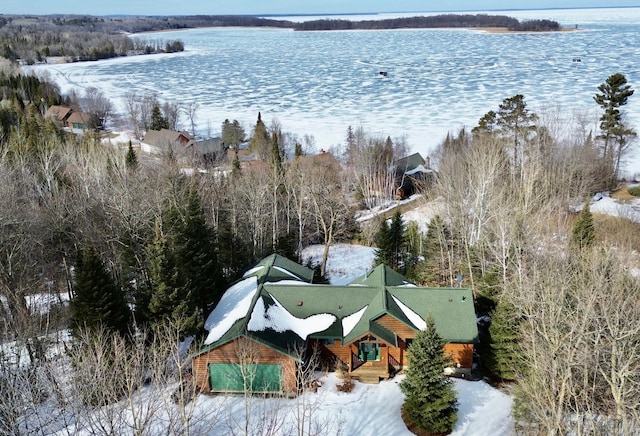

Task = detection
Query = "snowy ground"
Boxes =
[193,373,514,436]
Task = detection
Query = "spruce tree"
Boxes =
[147,221,199,337]
[149,105,169,130]
[400,317,458,434]
[70,245,131,338]
[571,200,595,250]
[373,211,406,271]
[248,111,270,160]
[486,300,522,382]
[174,187,226,317]
[373,216,391,267]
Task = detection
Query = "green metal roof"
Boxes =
[197,257,478,360]
[248,254,315,284]
[349,264,411,287]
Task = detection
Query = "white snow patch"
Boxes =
[451,378,514,435]
[588,196,640,223]
[242,265,265,277]
[25,292,70,315]
[301,243,376,285]
[272,265,303,281]
[392,295,426,330]
[203,276,258,345]
[247,294,336,340]
[342,305,368,336]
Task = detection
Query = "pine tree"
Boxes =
[571,200,595,250]
[294,142,303,158]
[70,245,131,338]
[486,300,522,382]
[594,73,634,159]
[400,317,458,434]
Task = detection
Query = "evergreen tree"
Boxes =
[125,140,138,171]
[496,94,538,173]
[270,131,283,176]
[147,220,199,337]
[70,245,131,338]
[571,200,596,250]
[486,300,522,382]
[400,317,458,434]
[373,216,391,266]
[221,118,245,147]
[594,73,636,180]
[231,147,241,176]
[147,186,226,337]
[594,73,634,156]
[149,104,169,131]
[294,142,304,158]
[217,208,253,282]
[374,211,406,271]
[248,111,270,160]
[174,187,226,317]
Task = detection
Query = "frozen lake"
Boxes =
[30,8,640,175]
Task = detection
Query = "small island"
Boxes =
[292,14,562,32]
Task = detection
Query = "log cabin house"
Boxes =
[192,254,478,394]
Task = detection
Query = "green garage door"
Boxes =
[208,363,282,392]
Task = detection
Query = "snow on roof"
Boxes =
[248,294,336,340]
[272,266,303,281]
[342,305,368,336]
[392,295,426,330]
[404,164,433,176]
[243,265,265,277]
[204,276,259,345]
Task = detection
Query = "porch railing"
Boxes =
[351,351,364,371]
[388,354,401,374]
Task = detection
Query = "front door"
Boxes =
[358,342,380,362]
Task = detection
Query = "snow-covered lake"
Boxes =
[28,7,640,176]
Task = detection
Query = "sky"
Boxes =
[2,0,639,16]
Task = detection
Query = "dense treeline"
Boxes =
[293,15,561,31]
[0,15,185,64]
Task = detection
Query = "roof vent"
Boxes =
[297,300,303,306]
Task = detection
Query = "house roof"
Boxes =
[67,111,91,126]
[44,105,73,122]
[143,129,193,148]
[197,255,478,360]
[395,152,425,173]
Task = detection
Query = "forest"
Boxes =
[0,13,560,65]
[0,54,638,434]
